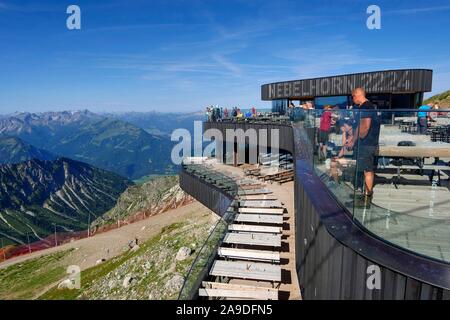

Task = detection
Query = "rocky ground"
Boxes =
[0,201,218,300]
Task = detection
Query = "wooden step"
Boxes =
[228,224,282,234]
[199,282,278,300]
[238,207,284,215]
[223,232,281,247]
[209,260,282,282]
[238,188,273,195]
[238,195,278,201]
[234,213,283,225]
[218,247,280,262]
[237,200,283,208]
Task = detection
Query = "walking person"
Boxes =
[347,88,381,208]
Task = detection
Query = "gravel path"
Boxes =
[0,202,211,271]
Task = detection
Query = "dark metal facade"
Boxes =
[179,169,233,217]
[261,69,433,100]
[203,122,294,154]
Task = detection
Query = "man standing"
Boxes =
[347,88,380,208]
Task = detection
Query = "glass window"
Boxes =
[271,99,288,115]
[314,96,349,109]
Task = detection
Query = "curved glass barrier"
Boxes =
[292,107,450,263]
[178,162,239,299]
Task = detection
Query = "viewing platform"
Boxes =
[179,159,300,300]
[180,69,450,300]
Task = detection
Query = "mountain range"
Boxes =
[0,111,176,180]
[0,157,131,245]
[106,111,204,138]
[0,136,56,165]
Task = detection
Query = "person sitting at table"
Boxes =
[337,119,354,158]
[417,103,434,134]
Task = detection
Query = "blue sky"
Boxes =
[0,0,449,113]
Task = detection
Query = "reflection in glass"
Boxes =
[292,108,450,263]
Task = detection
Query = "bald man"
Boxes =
[347,88,380,208]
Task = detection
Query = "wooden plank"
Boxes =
[198,288,278,300]
[238,195,278,201]
[378,146,450,158]
[228,224,282,234]
[223,232,281,247]
[238,207,284,215]
[238,188,273,195]
[209,260,282,282]
[234,213,283,225]
[218,247,280,262]
[238,200,283,208]
[202,281,278,294]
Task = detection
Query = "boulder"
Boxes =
[165,274,184,292]
[175,247,191,261]
[122,275,134,288]
[130,244,140,252]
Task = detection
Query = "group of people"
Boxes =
[205,106,258,122]
[317,88,381,209]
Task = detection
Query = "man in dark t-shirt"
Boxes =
[347,88,380,208]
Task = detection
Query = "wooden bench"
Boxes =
[228,224,282,234]
[199,282,278,300]
[218,247,280,263]
[223,232,281,247]
[209,260,282,282]
[234,214,283,225]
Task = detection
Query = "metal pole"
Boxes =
[87,212,91,237]
[54,223,57,247]
[27,233,31,254]
[1,238,6,262]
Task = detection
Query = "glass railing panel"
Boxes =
[353,109,450,263]
[292,107,450,263]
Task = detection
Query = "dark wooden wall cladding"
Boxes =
[179,168,233,217]
[203,122,294,154]
[261,69,433,100]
